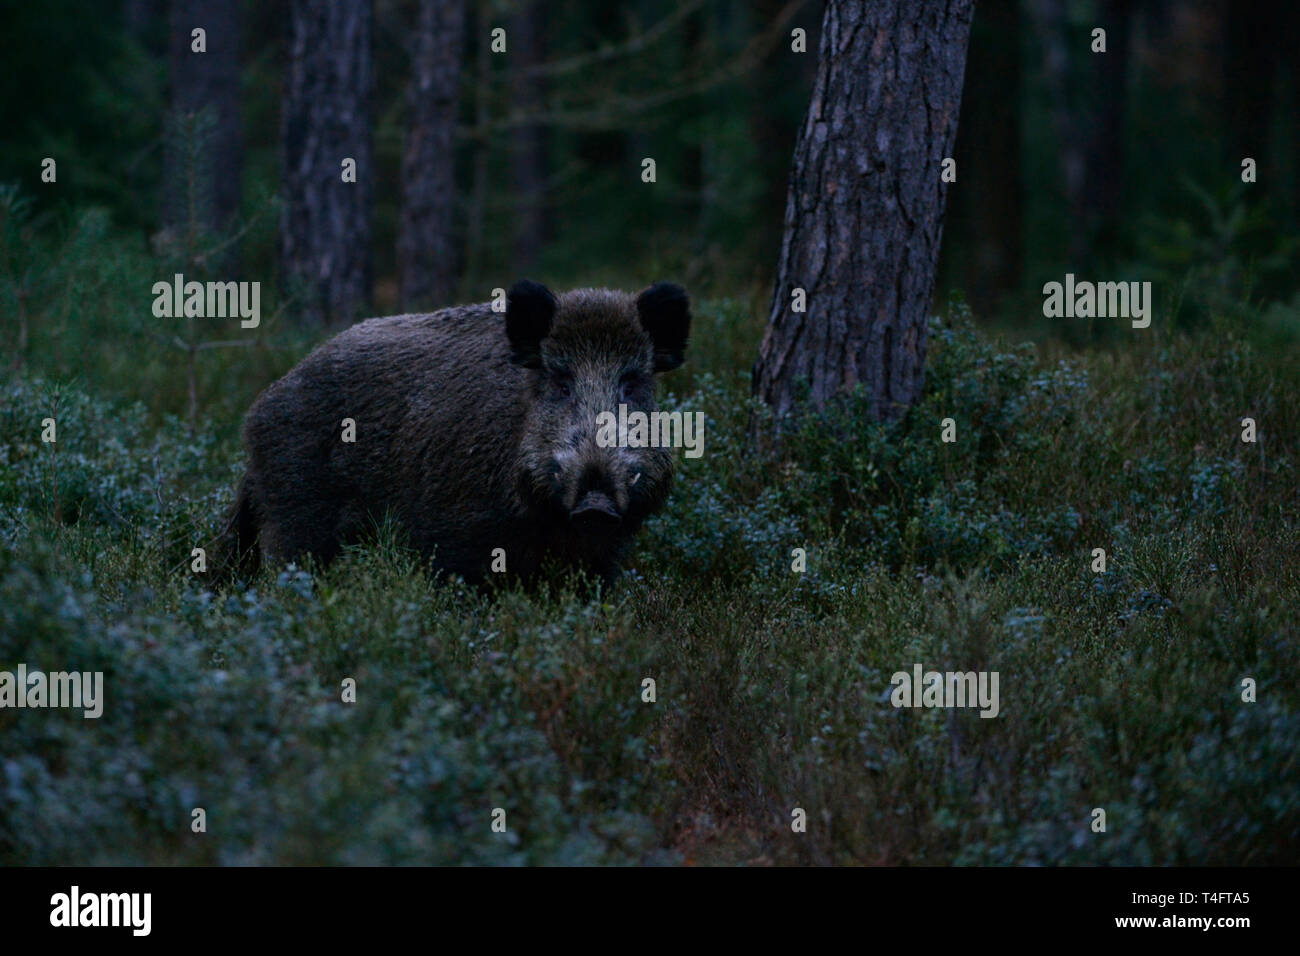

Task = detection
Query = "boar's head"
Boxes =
[506,279,691,540]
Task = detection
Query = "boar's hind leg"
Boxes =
[251,461,344,571]
[257,499,342,571]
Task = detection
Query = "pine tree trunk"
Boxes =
[753,0,974,423]
[398,0,466,310]
[281,0,374,327]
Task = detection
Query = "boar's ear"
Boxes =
[505,279,557,368]
[637,281,691,372]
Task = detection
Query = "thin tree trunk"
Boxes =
[1030,0,1133,265]
[1223,0,1278,200]
[1085,0,1134,258]
[126,0,165,44]
[682,4,706,255]
[398,0,466,309]
[464,0,491,289]
[1028,0,1087,264]
[281,0,374,327]
[749,0,818,273]
[509,0,548,271]
[753,0,975,423]
[952,0,1022,314]
[165,0,242,249]
[1288,3,1300,226]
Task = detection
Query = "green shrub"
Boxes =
[2,290,1297,865]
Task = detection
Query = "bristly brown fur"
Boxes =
[220,282,691,587]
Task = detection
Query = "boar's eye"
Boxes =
[550,372,573,400]
[618,373,644,403]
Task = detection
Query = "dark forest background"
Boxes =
[4,0,1299,349]
[2,1,1298,866]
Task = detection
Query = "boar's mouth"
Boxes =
[569,489,622,535]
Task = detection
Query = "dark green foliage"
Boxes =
[2,0,1297,866]
[3,284,1296,864]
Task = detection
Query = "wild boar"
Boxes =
[218,280,691,587]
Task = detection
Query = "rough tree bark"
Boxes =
[281,0,374,327]
[165,0,242,244]
[398,0,466,310]
[753,0,974,423]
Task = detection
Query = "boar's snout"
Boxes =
[570,489,622,534]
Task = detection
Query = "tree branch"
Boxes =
[460,0,811,136]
